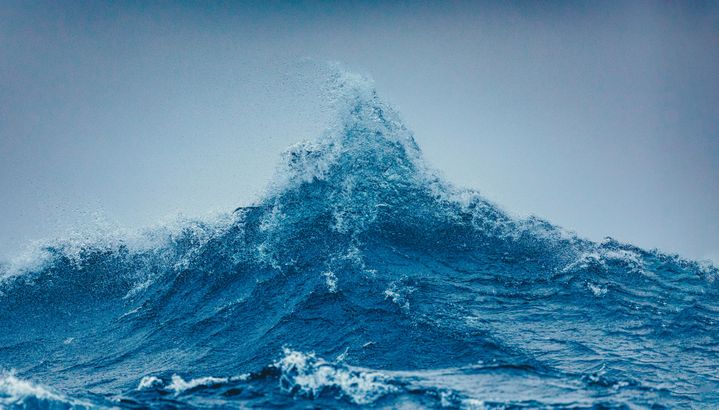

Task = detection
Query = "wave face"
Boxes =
[1,71,718,409]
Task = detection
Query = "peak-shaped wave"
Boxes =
[0,68,717,409]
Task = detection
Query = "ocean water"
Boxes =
[1,71,717,409]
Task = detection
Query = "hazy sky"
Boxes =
[1,1,718,263]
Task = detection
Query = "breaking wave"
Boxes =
[0,69,717,409]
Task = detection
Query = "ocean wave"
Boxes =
[0,372,92,409]
[0,68,717,408]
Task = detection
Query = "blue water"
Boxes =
[1,72,717,409]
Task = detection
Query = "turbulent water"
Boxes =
[1,72,718,409]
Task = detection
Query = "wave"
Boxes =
[0,372,94,409]
[0,69,717,409]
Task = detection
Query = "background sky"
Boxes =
[1,1,718,263]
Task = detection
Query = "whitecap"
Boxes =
[275,348,397,404]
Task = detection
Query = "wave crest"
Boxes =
[0,67,717,409]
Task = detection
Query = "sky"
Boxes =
[1,1,718,263]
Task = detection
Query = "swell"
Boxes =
[0,69,717,408]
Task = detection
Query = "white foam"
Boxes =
[323,271,338,293]
[461,398,488,409]
[137,373,250,393]
[0,372,90,408]
[167,374,228,393]
[698,259,718,282]
[0,243,55,285]
[0,211,239,295]
[587,282,608,297]
[384,281,413,312]
[563,246,646,276]
[137,375,162,390]
[281,140,338,187]
[276,348,397,404]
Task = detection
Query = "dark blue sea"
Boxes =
[1,72,717,409]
